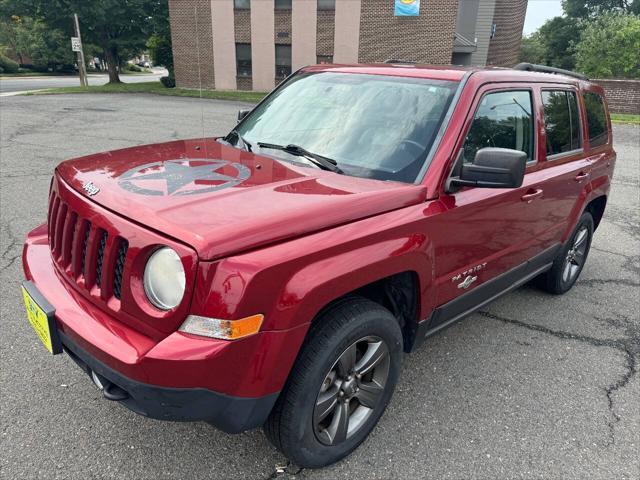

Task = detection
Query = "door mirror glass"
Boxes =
[237,109,251,122]
[451,147,527,189]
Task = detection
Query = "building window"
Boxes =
[275,0,292,9]
[236,43,252,77]
[275,45,292,78]
[317,55,333,64]
[234,0,250,9]
[318,0,336,10]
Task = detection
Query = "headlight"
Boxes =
[143,247,185,310]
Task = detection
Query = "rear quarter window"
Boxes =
[583,92,609,148]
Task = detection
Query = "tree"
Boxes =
[0,16,25,64]
[0,0,166,83]
[0,45,19,72]
[575,13,640,78]
[29,22,76,70]
[146,0,173,75]
[537,16,581,70]
[518,32,546,64]
[0,15,74,70]
[562,0,640,17]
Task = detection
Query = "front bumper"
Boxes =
[23,224,309,432]
[61,330,278,432]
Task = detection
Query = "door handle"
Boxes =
[521,188,543,203]
[574,171,590,182]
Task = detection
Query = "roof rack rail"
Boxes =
[514,62,589,81]
[383,59,417,65]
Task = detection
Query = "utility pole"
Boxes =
[73,13,88,87]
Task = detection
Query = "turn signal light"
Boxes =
[179,314,264,340]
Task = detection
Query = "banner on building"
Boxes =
[394,0,420,16]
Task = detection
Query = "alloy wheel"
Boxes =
[562,225,589,284]
[313,336,390,446]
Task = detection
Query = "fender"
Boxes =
[562,174,594,243]
[191,203,438,332]
[183,207,435,397]
[273,236,432,332]
[560,152,614,243]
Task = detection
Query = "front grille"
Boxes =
[113,240,128,300]
[95,231,108,288]
[81,221,91,274]
[48,192,128,301]
[62,213,78,266]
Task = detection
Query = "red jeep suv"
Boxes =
[22,62,615,467]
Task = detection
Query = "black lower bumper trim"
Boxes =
[60,332,279,433]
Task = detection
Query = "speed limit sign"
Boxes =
[71,37,81,52]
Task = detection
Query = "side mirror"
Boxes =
[237,109,251,122]
[449,147,527,189]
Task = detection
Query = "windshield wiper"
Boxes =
[225,130,252,152]
[257,142,343,174]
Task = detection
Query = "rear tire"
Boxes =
[538,212,594,294]
[263,297,403,468]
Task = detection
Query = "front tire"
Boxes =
[538,212,594,294]
[264,297,403,468]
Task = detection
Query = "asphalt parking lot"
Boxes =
[1,93,638,480]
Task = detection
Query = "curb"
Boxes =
[0,90,45,97]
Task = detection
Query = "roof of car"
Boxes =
[302,63,590,85]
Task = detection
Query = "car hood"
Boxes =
[56,138,427,260]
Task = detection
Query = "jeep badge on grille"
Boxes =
[82,181,100,196]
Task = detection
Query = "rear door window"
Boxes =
[583,92,609,148]
[542,90,582,156]
[462,90,535,164]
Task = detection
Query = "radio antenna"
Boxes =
[194,4,208,159]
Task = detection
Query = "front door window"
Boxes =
[462,90,535,164]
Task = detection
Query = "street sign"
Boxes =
[72,14,87,87]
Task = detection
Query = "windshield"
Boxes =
[233,72,458,183]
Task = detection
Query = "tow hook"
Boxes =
[90,370,129,401]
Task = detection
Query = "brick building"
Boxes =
[593,79,640,115]
[168,0,528,91]
[487,0,529,67]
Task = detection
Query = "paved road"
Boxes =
[1,94,638,480]
[0,69,167,94]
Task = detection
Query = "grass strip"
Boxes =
[610,113,640,125]
[25,81,266,103]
